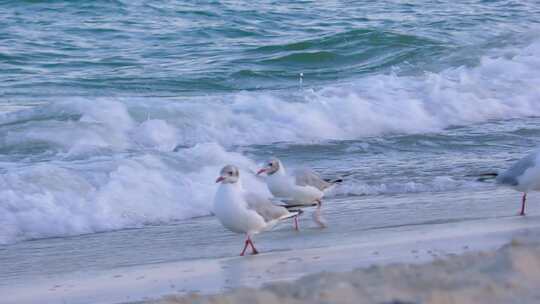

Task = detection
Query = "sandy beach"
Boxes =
[3,215,540,304]
[152,233,540,304]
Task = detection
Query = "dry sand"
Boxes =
[150,237,540,304]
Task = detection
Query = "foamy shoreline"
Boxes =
[150,235,540,304]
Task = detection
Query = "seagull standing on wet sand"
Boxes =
[257,158,342,229]
[214,165,301,256]
[493,150,540,216]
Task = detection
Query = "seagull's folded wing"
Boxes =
[244,192,291,223]
[497,151,538,186]
[294,168,332,191]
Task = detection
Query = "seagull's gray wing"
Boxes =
[244,192,291,223]
[496,152,537,186]
[294,168,333,191]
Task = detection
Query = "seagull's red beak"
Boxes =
[215,176,225,183]
[256,168,267,175]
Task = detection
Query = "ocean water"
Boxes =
[1,0,540,296]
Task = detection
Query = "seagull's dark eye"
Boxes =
[228,171,233,176]
[268,163,273,166]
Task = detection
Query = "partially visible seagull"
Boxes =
[214,165,300,256]
[493,151,540,216]
[257,158,342,229]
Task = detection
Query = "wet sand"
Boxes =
[3,216,540,304]
[151,235,540,304]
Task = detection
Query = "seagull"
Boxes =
[214,165,300,256]
[491,151,540,216]
[256,158,342,229]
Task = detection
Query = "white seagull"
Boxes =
[493,150,540,216]
[256,158,342,229]
[214,165,300,256]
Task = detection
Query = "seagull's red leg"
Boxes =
[247,236,259,254]
[240,237,250,256]
[520,193,527,216]
[293,215,299,231]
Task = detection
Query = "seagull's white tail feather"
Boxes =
[264,209,302,232]
[279,209,302,221]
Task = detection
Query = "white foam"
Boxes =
[120,38,539,146]
[2,40,540,150]
[132,119,179,152]
[1,39,539,244]
[0,143,270,245]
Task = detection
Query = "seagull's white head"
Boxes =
[216,165,240,184]
[257,158,281,176]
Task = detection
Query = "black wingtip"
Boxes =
[324,178,343,184]
[283,209,303,220]
[475,172,498,182]
[280,203,318,209]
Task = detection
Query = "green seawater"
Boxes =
[1,0,538,99]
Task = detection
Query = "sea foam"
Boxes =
[0,143,270,245]
[126,38,539,146]
[0,39,539,244]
